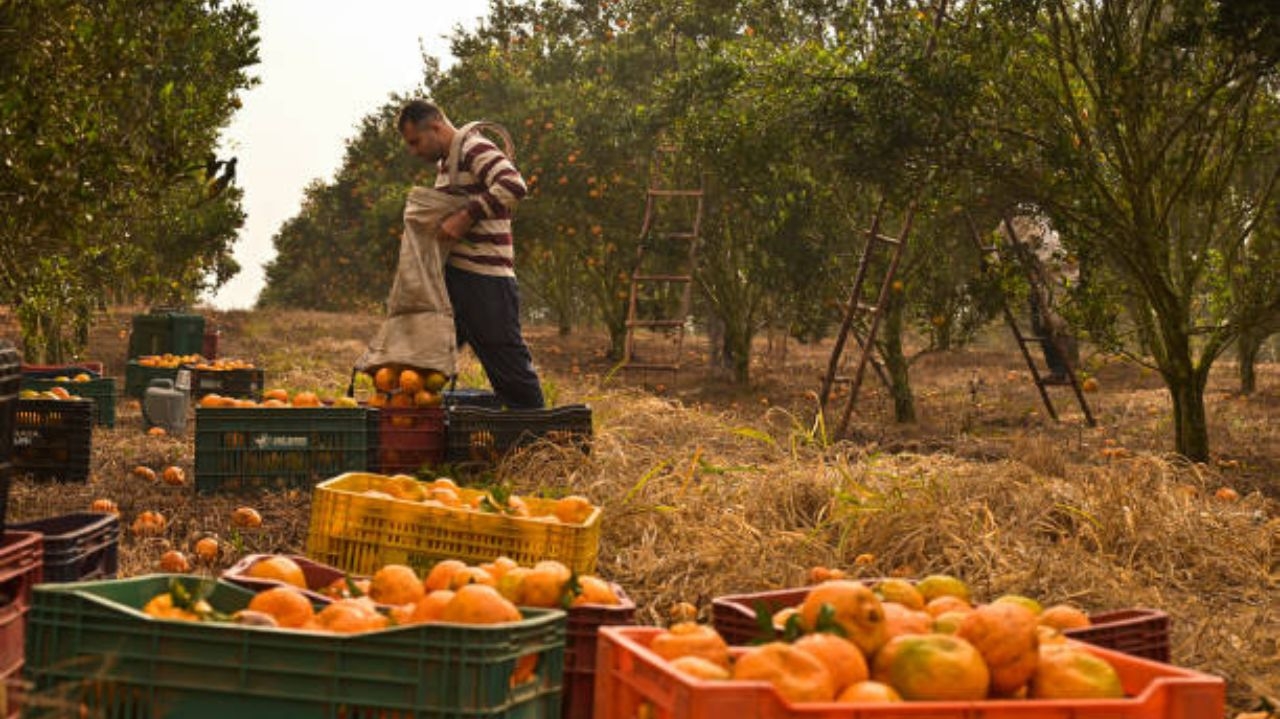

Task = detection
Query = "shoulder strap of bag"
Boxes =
[446,120,516,188]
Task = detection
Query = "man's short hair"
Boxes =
[398,100,443,131]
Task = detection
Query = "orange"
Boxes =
[263,388,290,403]
[193,536,219,562]
[551,495,594,524]
[992,594,1043,616]
[399,369,425,394]
[772,606,800,632]
[649,622,731,669]
[1029,645,1124,699]
[147,426,167,436]
[875,578,925,611]
[1039,604,1091,631]
[291,391,321,407]
[933,610,972,634]
[414,389,442,407]
[881,601,933,639]
[423,370,448,392]
[668,655,732,680]
[248,587,316,629]
[246,555,308,589]
[439,583,522,624]
[809,566,847,583]
[798,580,889,657]
[159,550,190,573]
[424,559,468,592]
[496,566,531,604]
[956,601,1040,695]
[131,511,166,537]
[521,560,572,608]
[161,466,186,486]
[480,556,518,582]
[142,593,200,622]
[316,598,388,633]
[836,680,903,703]
[232,506,263,527]
[872,633,990,701]
[395,589,455,625]
[792,632,868,694]
[369,564,425,605]
[89,498,118,515]
[915,574,971,604]
[132,466,157,482]
[925,595,974,618]
[732,641,836,703]
[571,575,620,606]
[373,366,399,393]
[447,565,497,590]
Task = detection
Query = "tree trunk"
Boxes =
[1237,330,1261,395]
[721,318,753,385]
[882,294,916,423]
[1164,357,1211,463]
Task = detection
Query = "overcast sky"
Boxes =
[204,0,490,310]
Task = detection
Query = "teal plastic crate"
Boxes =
[19,377,115,428]
[123,362,181,399]
[24,574,565,719]
[127,311,205,359]
[194,407,374,493]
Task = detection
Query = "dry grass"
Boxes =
[4,306,1278,715]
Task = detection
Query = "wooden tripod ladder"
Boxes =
[817,0,950,439]
[621,144,704,386]
[965,214,1096,426]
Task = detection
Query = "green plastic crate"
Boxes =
[123,362,181,399]
[194,407,374,493]
[24,574,565,719]
[127,311,205,359]
[19,377,115,428]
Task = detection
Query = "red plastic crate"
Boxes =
[219,553,355,606]
[595,626,1224,719]
[714,586,1172,663]
[1,657,21,719]
[372,406,445,474]
[1065,608,1171,663]
[0,531,43,681]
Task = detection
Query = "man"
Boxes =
[398,100,544,409]
[1009,215,1079,383]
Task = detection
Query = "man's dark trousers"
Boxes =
[445,264,545,409]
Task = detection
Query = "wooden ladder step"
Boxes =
[648,189,703,198]
[627,319,685,328]
[633,274,693,283]
[870,232,902,246]
[623,362,681,371]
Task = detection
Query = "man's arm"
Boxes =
[440,135,527,241]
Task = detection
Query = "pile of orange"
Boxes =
[354,473,597,526]
[652,574,1125,704]
[135,353,203,368]
[190,358,255,371]
[197,388,345,409]
[364,365,448,416]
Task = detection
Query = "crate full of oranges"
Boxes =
[362,365,449,473]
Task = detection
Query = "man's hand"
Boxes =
[439,209,474,242]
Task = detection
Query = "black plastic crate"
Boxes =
[13,400,93,482]
[0,462,11,539]
[10,512,120,583]
[444,388,504,410]
[185,365,264,400]
[0,342,20,464]
[445,404,593,465]
[127,310,205,359]
[195,407,374,493]
[20,376,116,428]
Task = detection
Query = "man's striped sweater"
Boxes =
[435,130,528,278]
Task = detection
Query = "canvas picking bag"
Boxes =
[355,121,515,378]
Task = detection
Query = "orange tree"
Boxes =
[965,0,1280,460]
[0,0,258,361]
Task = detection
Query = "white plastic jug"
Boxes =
[143,378,188,433]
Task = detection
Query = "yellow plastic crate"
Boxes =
[305,472,601,576]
